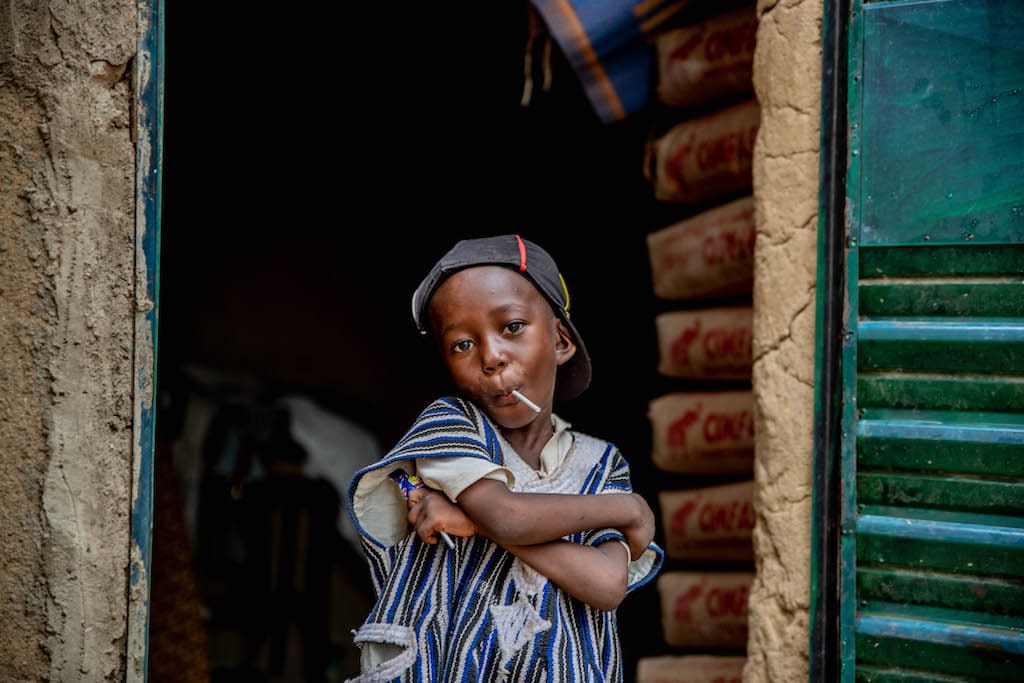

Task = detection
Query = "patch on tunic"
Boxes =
[510,555,546,597]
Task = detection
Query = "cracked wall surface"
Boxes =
[745,0,822,681]
[0,1,137,680]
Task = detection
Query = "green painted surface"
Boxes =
[842,0,864,676]
[860,504,1024,529]
[840,1,1024,679]
[860,245,1024,276]
[858,339,1024,374]
[857,533,1024,577]
[855,666,989,683]
[860,280,1024,317]
[859,407,1024,427]
[860,0,1024,246]
[859,437,1024,477]
[862,601,1024,632]
[857,373,1024,412]
[842,246,863,683]
[855,632,1024,680]
[858,472,1024,514]
[858,566,1024,617]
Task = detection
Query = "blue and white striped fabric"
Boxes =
[346,397,663,681]
[530,0,692,122]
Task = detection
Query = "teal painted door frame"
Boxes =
[127,0,164,680]
[810,0,850,679]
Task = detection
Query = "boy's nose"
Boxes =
[483,358,507,374]
[480,339,509,374]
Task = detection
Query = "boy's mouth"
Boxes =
[493,388,518,404]
[492,386,523,406]
[490,383,541,412]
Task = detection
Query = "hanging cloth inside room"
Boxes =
[523,0,694,122]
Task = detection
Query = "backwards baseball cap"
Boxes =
[411,234,592,402]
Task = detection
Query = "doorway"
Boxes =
[151,3,711,681]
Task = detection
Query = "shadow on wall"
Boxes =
[151,366,380,682]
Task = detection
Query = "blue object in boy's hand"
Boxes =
[389,468,455,549]
[388,468,424,499]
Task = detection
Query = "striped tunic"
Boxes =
[346,397,663,682]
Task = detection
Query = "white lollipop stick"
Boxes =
[511,389,542,413]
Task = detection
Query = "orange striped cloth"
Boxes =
[525,0,694,122]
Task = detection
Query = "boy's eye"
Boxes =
[505,320,526,335]
[450,339,474,354]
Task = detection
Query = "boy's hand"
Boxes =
[621,493,656,561]
[407,488,477,545]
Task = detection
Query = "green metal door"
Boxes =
[836,0,1024,680]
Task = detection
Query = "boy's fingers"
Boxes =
[417,519,438,544]
[410,503,431,538]
[411,507,439,543]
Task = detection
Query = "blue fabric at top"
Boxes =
[530,0,689,122]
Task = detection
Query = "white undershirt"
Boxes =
[416,413,631,561]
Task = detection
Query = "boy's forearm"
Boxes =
[457,479,643,545]
[501,540,628,611]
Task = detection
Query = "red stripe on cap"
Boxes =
[515,235,527,272]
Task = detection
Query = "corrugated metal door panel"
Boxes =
[842,0,1024,678]
[847,245,1024,680]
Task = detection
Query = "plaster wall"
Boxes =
[744,0,822,681]
[0,2,137,679]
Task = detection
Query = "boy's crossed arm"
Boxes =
[458,479,655,559]
[406,479,655,611]
[497,539,629,611]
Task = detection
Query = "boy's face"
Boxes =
[428,265,577,429]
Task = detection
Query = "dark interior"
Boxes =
[154,3,754,681]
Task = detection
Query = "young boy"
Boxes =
[346,234,663,682]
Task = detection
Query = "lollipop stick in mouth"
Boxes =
[511,389,542,413]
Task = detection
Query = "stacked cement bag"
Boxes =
[644,3,759,207]
[639,2,758,679]
[648,391,754,475]
[646,100,759,205]
[654,5,757,109]
[655,306,753,381]
[637,655,745,683]
[647,197,755,300]
[659,481,755,562]
[657,571,754,649]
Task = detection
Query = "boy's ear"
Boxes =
[554,319,577,366]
